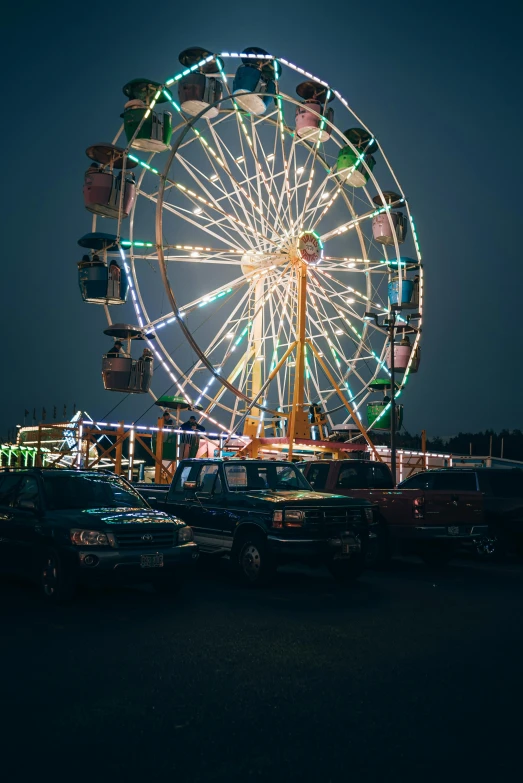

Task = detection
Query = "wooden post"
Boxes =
[155,417,164,484]
[114,422,125,476]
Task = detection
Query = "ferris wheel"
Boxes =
[79,46,423,446]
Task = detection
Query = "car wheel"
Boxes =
[328,553,365,583]
[233,531,275,586]
[40,548,76,604]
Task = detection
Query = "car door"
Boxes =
[306,462,331,491]
[0,474,24,571]
[428,472,479,526]
[0,475,41,574]
[165,463,228,552]
[164,462,200,524]
[191,464,229,552]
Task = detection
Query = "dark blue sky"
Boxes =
[1,0,521,438]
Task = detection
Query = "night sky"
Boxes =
[2,0,521,439]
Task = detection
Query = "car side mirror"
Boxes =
[183,481,197,491]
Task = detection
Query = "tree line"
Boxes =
[393,430,523,461]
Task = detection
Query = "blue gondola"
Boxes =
[77,233,129,305]
[78,256,129,305]
[233,48,278,115]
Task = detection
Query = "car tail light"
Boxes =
[413,496,424,519]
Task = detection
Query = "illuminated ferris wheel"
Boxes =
[78,46,423,445]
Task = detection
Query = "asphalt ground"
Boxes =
[2,556,523,783]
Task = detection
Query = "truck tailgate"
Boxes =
[334,488,484,528]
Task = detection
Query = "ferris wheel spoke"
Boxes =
[206,120,283,250]
[315,267,389,318]
[303,181,342,232]
[272,92,296,233]
[229,102,271,242]
[162,182,267,253]
[305,300,369,409]
[249,117,290,239]
[139,188,255,252]
[308,271,383,368]
[182,285,256,389]
[174,151,261,247]
[289,135,326,234]
[318,204,386,244]
[180,260,291,405]
[321,256,385,274]
[307,273,378,387]
[157,146,283,251]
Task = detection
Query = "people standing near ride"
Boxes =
[180,415,206,459]
[107,340,124,357]
[309,402,328,440]
[162,410,174,426]
[181,415,205,433]
[140,346,154,388]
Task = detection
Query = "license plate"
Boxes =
[140,554,164,568]
[447,526,460,536]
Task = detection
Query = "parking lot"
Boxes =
[3,556,523,782]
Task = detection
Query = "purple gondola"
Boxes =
[386,337,413,372]
[295,82,334,143]
[83,144,137,220]
[372,191,408,246]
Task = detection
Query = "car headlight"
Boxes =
[363,507,374,522]
[285,510,305,527]
[70,529,115,547]
[178,526,194,543]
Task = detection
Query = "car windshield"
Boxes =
[42,474,148,511]
[224,463,311,492]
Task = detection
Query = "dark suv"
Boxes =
[0,469,198,602]
[142,459,376,585]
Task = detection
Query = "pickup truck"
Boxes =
[139,459,376,585]
[301,460,487,565]
[399,468,523,558]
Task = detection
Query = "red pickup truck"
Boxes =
[301,460,487,565]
